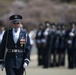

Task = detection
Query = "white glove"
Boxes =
[67,40,72,44]
[0,64,4,71]
[69,32,74,37]
[23,62,27,68]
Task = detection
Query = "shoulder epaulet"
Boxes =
[21,28,26,32]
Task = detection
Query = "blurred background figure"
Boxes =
[42,21,51,68]
[59,24,66,66]
[28,25,36,57]
[35,23,44,66]
[20,24,23,29]
[49,23,57,67]
[71,22,76,68]
[66,22,75,69]
[0,20,5,64]
[54,24,61,67]
[0,20,5,45]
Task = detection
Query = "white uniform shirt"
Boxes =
[29,30,35,45]
[12,28,20,44]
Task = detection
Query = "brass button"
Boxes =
[15,45,17,48]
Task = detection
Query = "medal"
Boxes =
[20,37,25,47]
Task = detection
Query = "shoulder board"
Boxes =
[21,29,28,34]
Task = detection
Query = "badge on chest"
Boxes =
[20,37,26,47]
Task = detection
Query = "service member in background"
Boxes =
[54,24,61,67]
[35,23,44,66]
[42,21,51,68]
[0,14,31,75]
[66,22,75,69]
[72,22,76,68]
[49,23,57,67]
[28,25,36,58]
[0,21,5,66]
[59,24,66,66]
[0,21,5,47]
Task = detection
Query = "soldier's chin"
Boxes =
[14,26,19,29]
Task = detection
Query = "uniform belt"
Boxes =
[8,49,23,52]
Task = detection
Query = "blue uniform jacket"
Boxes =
[0,28,31,68]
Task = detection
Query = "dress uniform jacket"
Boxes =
[49,30,56,49]
[48,30,56,67]
[60,30,66,49]
[35,29,43,65]
[66,29,75,68]
[73,30,76,67]
[35,30,42,48]
[55,30,61,49]
[0,28,31,68]
[66,30,75,49]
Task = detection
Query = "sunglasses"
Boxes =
[12,22,19,24]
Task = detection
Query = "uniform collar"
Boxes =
[13,27,20,32]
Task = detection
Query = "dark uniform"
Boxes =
[0,14,31,75]
[49,23,56,67]
[66,23,75,69]
[74,30,76,68]
[35,23,44,66]
[0,21,5,64]
[71,22,76,68]
[54,25,61,66]
[42,21,51,68]
[71,22,76,67]
[60,24,66,66]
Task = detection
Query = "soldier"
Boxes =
[35,23,44,66]
[42,21,51,68]
[49,23,57,67]
[28,26,36,52]
[0,14,31,75]
[66,22,75,69]
[72,22,76,68]
[60,24,66,66]
[0,21,5,45]
[55,24,61,66]
[0,21,5,65]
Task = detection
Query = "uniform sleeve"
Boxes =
[0,31,7,64]
[24,32,31,65]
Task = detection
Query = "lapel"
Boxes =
[10,29,15,44]
[17,28,24,44]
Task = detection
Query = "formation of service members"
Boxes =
[35,21,76,69]
[0,14,31,75]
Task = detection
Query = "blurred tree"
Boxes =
[60,0,72,3]
[24,0,30,3]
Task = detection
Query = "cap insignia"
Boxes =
[15,15,17,19]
